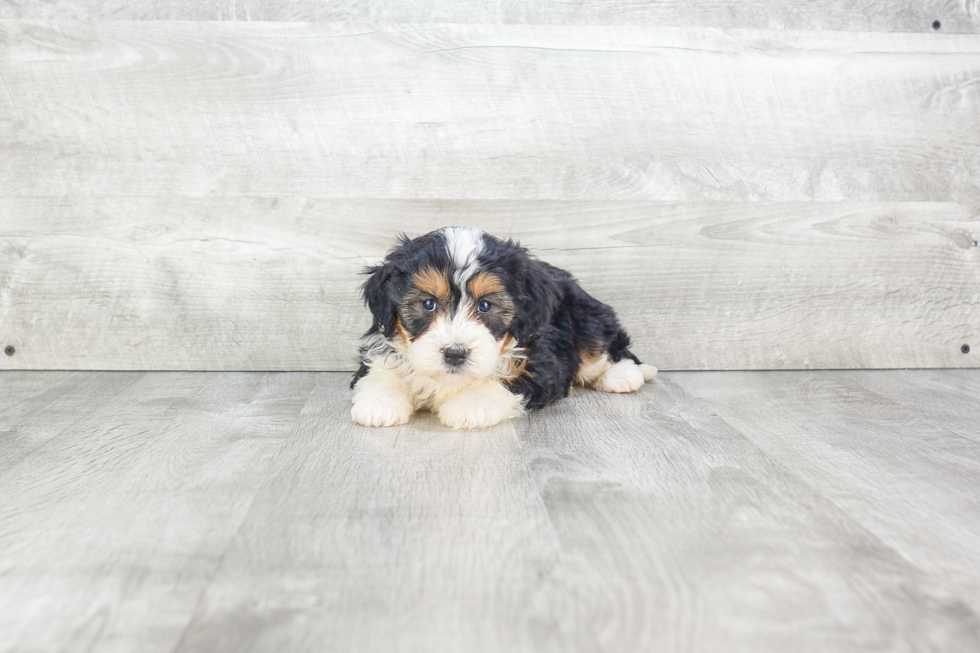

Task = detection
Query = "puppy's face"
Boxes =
[397,266,517,385]
[364,228,542,385]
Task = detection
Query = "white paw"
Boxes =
[351,393,413,427]
[594,360,646,393]
[438,395,505,429]
[437,383,522,429]
[639,364,658,381]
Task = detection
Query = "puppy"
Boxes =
[351,227,657,429]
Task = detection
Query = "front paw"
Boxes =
[437,391,508,429]
[351,393,413,427]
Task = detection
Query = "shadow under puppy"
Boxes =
[351,227,657,429]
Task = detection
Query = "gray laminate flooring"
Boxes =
[1,371,979,652]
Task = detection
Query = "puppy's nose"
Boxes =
[442,344,469,367]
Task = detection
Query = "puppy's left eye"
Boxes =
[477,300,492,314]
[422,298,437,312]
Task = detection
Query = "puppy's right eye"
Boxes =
[421,298,437,312]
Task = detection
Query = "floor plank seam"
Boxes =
[165,374,323,653]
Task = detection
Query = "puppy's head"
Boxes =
[362,227,560,385]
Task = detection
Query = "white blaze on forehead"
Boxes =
[440,227,485,291]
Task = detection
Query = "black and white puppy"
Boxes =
[351,227,657,429]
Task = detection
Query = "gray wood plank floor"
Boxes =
[1,370,978,652]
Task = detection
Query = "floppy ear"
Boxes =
[361,263,397,338]
[509,254,562,345]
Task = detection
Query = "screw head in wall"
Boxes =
[963,344,971,354]
[3,346,14,356]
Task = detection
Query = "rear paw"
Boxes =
[639,364,658,381]
[594,360,645,393]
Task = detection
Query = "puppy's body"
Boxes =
[351,227,656,428]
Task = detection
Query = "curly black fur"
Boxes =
[352,229,646,409]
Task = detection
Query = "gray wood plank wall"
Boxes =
[1,16,978,371]
[1,2,978,32]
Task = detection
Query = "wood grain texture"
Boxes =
[1,198,977,371]
[674,369,980,615]
[1,22,979,201]
[0,371,317,653]
[0,1,977,33]
[2,370,979,651]
[0,371,139,472]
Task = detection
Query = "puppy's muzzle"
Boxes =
[442,344,469,369]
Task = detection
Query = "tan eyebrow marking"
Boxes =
[468,271,505,298]
[413,267,450,301]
